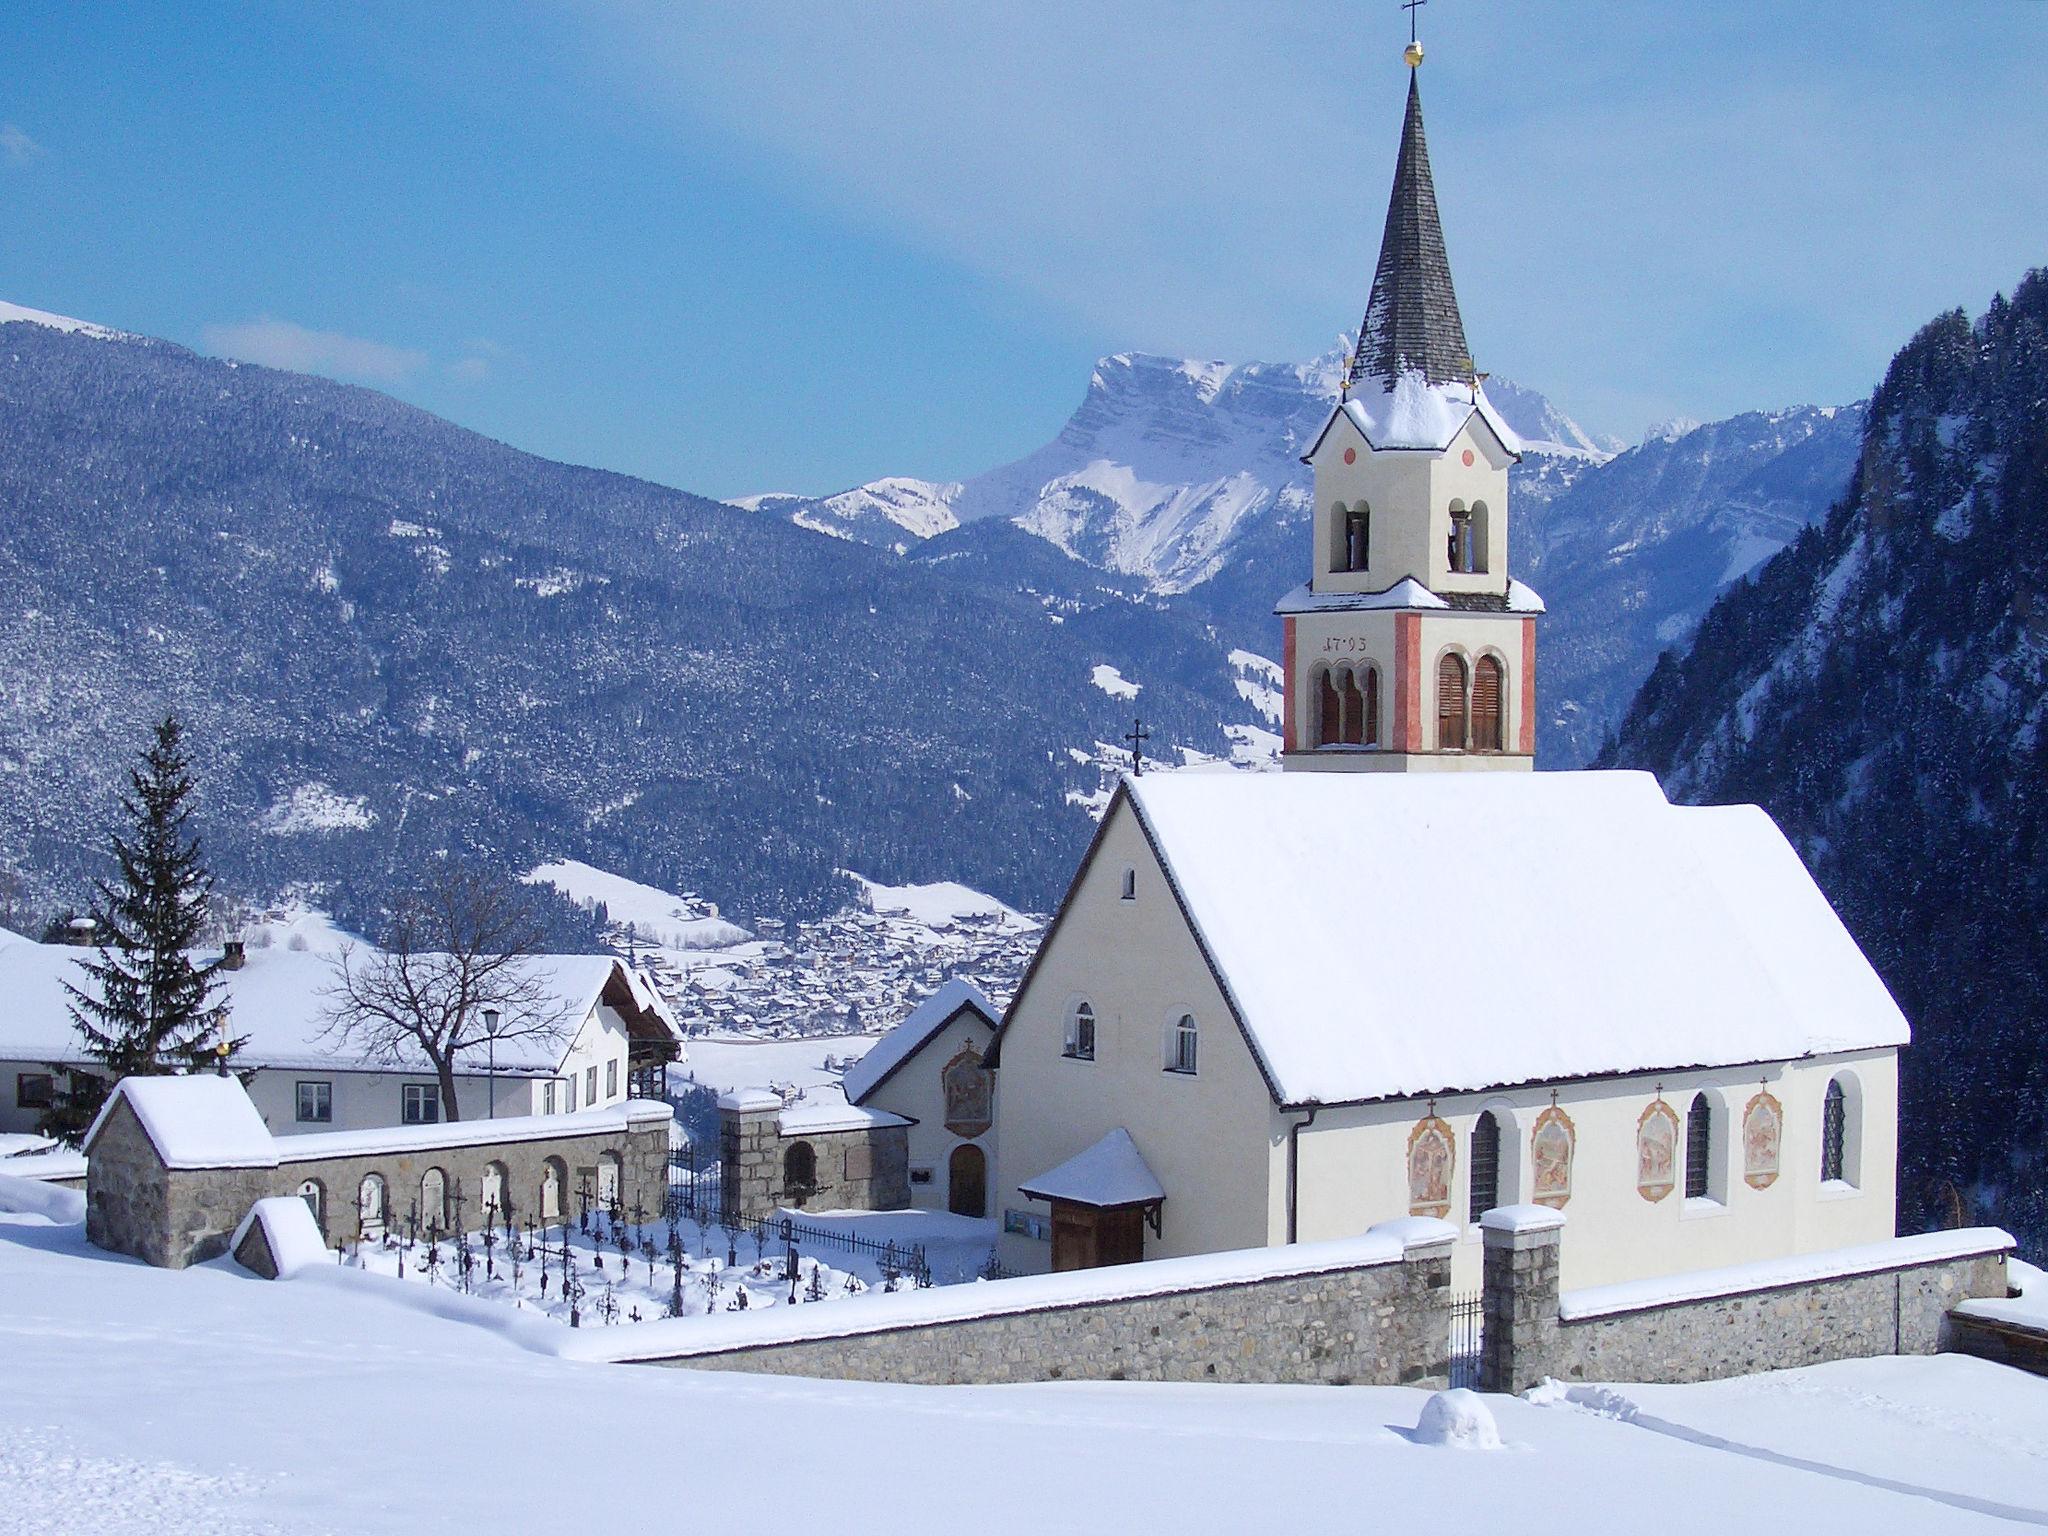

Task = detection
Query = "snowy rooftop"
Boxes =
[1116,769,1908,1106]
[841,977,998,1105]
[1018,1128,1165,1209]
[1273,576,1546,617]
[85,1074,279,1170]
[1303,373,1523,459]
[0,942,682,1075]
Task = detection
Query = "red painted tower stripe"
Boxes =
[1395,613,1423,752]
[1282,617,1298,753]
[1520,617,1538,756]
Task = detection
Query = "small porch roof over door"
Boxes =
[1018,1127,1165,1211]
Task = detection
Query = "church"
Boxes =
[984,50,1907,1291]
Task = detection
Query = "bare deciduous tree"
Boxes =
[321,866,573,1121]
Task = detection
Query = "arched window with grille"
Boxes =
[784,1141,818,1204]
[1469,1111,1500,1221]
[1472,656,1506,751]
[1821,1079,1848,1182]
[1685,1094,1713,1200]
[1436,652,1469,750]
[1317,667,1342,747]
[1345,505,1371,571]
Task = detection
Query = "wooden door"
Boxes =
[1051,1205,1097,1272]
[948,1143,987,1218]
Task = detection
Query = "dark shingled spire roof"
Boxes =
[1348,73,1473,391]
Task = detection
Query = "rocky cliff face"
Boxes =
[1604,272,2048,1253]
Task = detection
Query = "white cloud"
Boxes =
[202,317,430,384]
[0,124,42,164]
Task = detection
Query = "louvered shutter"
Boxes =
[1436,653,1468,749]
[1472,656,1504,751]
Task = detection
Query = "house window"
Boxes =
[402,1083,441,1125]
[1064,1001,1097,1061]
[1436,652,1470,750]
[544,1080,558,1114]
[1449,507,1476,573]
[567,1075,578,1113]
[295,1080,333,1123]
[606,1059,619,1099]
[585,1065,598,1105]
[1469,1111,1500,1219]
[15,1072,53,1110]
[1472,656,1506,752]
[1821,1078,1848,1182]
[1345,505,1371,572]
[1120,867,1136,901]
[1685,1094,1713,1199]
[1166,1013,1198,1075]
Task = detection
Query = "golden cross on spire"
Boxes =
[1402,0,1426,66]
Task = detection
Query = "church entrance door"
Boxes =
[1049,1201,1145,1272]
[948,1144,986,1218]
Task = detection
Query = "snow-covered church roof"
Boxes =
[842,977,998,1105]
[1301,372,1524,460]
[1112,770,1907,1108]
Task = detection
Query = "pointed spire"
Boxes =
[1348,72,1473,393]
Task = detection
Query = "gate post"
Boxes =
[718,1090,782,1222]
[1479,1205,1563,1394]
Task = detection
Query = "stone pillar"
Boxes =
[622,1100,677,1220]
[718,1090,782,1221]
[1480,1204,1564,1394]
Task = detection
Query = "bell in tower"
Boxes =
[1277,43,1543,773]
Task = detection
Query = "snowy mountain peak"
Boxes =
[0,300,132,342]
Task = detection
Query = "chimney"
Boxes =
[221,939,246,971]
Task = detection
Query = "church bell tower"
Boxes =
[1279,39,1542,772]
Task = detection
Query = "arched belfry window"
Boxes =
[1472,655,1506,752]
[1345,505,1371,572]
[1469,1111,1501,1220]
[1821,1079,1848,1182]
[1449,504,1476,574]
[1685,1094,1713,1199]
[1317,667,1342,747]
[1436,652,1469,750]
[1338,667,1365,746]
[1470,501,1491,574]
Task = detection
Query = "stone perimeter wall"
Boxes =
[1481,1215,2013,1393]
[720,1101,910,1221]
[86,1098,672,1269]
[647,1240,1452,1388]
[1553,1250,2011,1385]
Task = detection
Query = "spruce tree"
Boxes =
[42,715,236,1139]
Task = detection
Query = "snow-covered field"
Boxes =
[5,1192,2048,1534]
[675,1034,883,1096]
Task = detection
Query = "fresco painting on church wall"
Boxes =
[1531,1105,1575,1209]
[1635,1100,1680,1202]
[1406,1115,1454,1219]
[1743,1089,1783,1190]
[942,1046,994,1140]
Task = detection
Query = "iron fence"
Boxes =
[665,1154,932,1285]
[1448,1288,1483,1389]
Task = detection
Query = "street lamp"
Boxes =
[483,1007,502,1119]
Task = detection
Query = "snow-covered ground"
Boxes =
[526,859,751,950]
[4,1195,2045,1534]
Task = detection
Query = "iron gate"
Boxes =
[1448,1288,1483,1389]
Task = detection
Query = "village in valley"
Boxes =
[2,6,2046,1533]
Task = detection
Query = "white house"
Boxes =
[982,58,1908,1291]
[841,978,999,1216]
[0,930,685,1138]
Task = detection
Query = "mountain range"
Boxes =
[750,347,1863,764]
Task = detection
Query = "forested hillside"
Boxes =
[1604,272,2048,1253]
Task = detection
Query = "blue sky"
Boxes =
[2,3,2043,498]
